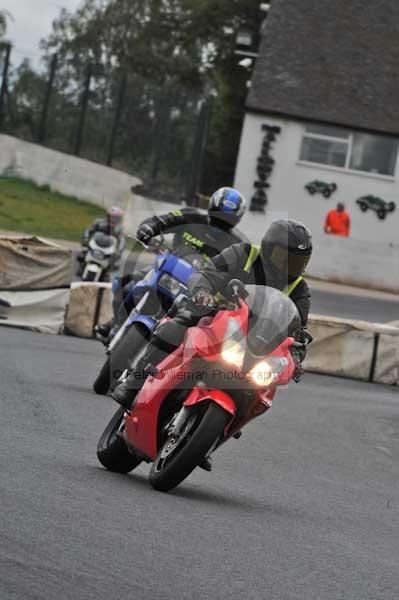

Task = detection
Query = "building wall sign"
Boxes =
[356,195,396,220]
[234,113,399,244]
[250,123,281,212]
[305,180,337,198]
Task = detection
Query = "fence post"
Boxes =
[74,63,92,157]
[106,71,127,166]
[0,43,11,129]
[185,97,212,205]
[37,53,58,144]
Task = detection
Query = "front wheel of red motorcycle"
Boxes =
[149,402,231,492]
[97,406,142,474]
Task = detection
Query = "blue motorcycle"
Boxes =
[93,238,200,394]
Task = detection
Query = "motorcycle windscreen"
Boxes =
[93,232,115,248]
[244,285,301,366]
[171,242,207,270]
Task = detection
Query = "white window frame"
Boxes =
[345,133,353,169]
[298,126,399,180]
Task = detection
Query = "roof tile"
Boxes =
[247,0,399,134]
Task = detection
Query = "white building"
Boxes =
[234,0,399,293]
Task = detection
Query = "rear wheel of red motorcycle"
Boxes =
[149,403,231,492]
[97,406,142,473]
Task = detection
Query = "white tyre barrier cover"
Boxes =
[0,235,73,334]
[305,315,399,386]
[0,235,73,289]
[373,334,399,386]
[0,288,70,334]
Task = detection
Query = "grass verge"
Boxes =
[0,177,106,242]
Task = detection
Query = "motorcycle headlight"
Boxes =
[158,274,187,296]
[92,249,105,260]
[221,318,246,368]
[248,361,275,386]
[248,357,288,387]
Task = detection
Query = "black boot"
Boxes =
[199,456,212,472]
[95,318,114,341]
[111,370,140,410]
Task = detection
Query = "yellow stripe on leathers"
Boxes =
[285,276,303,296]
[243,244,303,296]
[243,245,260,273]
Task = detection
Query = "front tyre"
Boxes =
[93,356,112,395]
[149,403,231,492]
[97,406,142,473]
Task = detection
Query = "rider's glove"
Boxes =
[291,344,305,383]
[289,328,312,383]
[293,360,305,383]
[137,223,155,244]
[192,289,216,308]
[296,328,313,346]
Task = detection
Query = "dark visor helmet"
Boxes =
[208,187,246,228]
[261,219,312,279]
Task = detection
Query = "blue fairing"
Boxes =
[127,313,157,332]
[159,253,196,282]
[122,252,196,332]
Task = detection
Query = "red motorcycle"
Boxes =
[97,280,307,492]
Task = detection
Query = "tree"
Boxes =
[34,0,265,192]
[0,10,7,39]
[6,59,47,141]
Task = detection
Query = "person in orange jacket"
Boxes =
[324,202,351,237]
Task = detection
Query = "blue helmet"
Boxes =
[208,187,246,228]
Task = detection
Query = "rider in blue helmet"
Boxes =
[96,188,247,340]
[137,186,246,249]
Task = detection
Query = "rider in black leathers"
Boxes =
[112,219,313,438]
[77,206,125,275]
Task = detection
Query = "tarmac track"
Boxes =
[1,327,399,600]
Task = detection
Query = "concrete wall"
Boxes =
[0,134,142,209]
[234,114,399,292]
[308,234,399,293]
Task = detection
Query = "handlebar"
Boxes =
[128,235,168,256]
[225,279,249,309]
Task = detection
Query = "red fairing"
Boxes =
[187,304,249,362]
[124,298,298,460]
[123,310,245,460]
[124,346,192,460]
[183,387,236,416]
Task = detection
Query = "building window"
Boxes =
[349,133,398,176]
[299,124,398,176]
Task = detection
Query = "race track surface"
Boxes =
[1,327,399,600]
[310,288,399,323]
